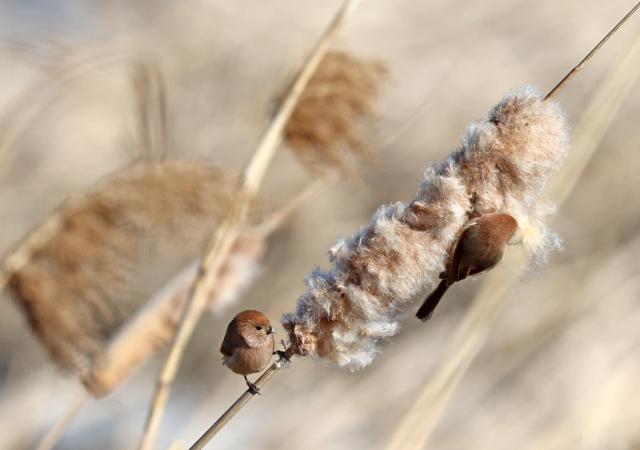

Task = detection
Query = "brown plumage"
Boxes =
[220,310,275,393]
[416,213,518,321]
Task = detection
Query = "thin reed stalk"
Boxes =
[188,348,294,450]
[137,1,364,448]
[544,1,640,100]
[35,392,91,450]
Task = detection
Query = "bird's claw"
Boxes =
[246,380,261,395]
[274,340,292,369]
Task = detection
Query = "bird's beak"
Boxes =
[268,326,275,335]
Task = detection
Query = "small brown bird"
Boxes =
[220,310,276,393]
[416,213,518,321]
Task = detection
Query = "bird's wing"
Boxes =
[449,226,471,284]
[220,320,248,356]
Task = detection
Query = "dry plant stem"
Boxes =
[189,349,295,450]
[137,1,364,449]
[548,31,640,204]
[385,25,640,450]
[544,1,640,100]
[251,180,324,237]
[35,392,91,450]
[132,61,169,161]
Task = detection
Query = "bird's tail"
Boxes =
[416,280,449,321]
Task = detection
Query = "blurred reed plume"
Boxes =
[282,50,387,173]
[7,161,237,381]
[283,86,569,369]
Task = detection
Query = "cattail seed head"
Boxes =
[283,86,569,369]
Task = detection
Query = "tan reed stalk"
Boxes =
[34,392,91,450]
[137,1,365,448]
[131,60,169,161]
[544,1,640,100]
[385,20,640,450]
[188,347,295,450]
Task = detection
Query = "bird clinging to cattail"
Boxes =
[220,310,276,394]
[416,213,518,321]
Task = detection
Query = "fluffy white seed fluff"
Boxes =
[282,86,569,370]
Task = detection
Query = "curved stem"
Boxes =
[544,1,640,100]
[189,349,294,450]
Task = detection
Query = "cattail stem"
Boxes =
[137,1,364,449]
[188,349,294,450]
[544,1,640,100]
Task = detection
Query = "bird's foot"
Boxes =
[244,377,261,395]
[273,340,292,369]
[274,350,290,362]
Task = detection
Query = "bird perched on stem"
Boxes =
[416,213,518,321]
[220,310,276,394]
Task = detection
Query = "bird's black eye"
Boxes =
[255,326,263,331]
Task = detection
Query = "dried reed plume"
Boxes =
[8,161,237,380]
[283,86,569,369]
[283,50,387,173]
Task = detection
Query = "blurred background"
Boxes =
[1,0,640,449]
